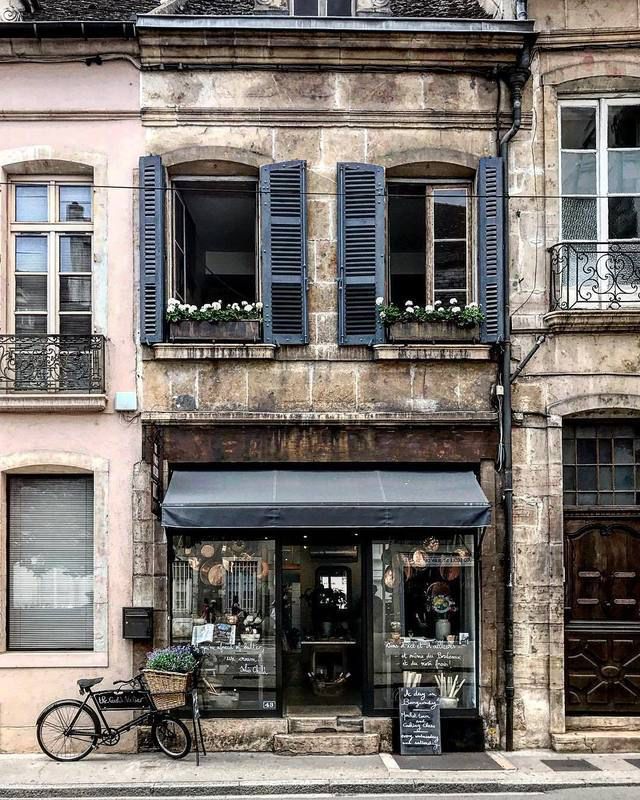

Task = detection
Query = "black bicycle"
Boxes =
[36,674,191,762]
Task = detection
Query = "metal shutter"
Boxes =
[139,155,166,345]
[477,157,505,344]
[9,476,94,650]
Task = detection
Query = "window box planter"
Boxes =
[169,319,261,343]
[388,321,479,343]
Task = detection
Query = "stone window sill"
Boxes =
[544,310,640,333]
[373,344,493,361]
[0,651,108,669]
[146,344,276,361]
[0,394,107,413]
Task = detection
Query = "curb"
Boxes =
[2,779,640,797]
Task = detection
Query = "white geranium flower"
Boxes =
[245,304,254,312]
[212,302,222,311]
[231,303,240,311]
[241,300,248,306]
[167,298,179,307]
[449,298,458,305]
[405,300,414,307]
[406,306,415,314]
[379,311,386,320]
[424,305,434,312]
[434,300,442,307]
[452,306,461,314]
[375,296,385,306]
[179,303,189,311]
[467,302,478,308]
[255,301,264,310]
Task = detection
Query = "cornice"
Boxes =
[142,107,533,131]
[137,19,533,70]
[536,28,640,51]
[141,410,498,426]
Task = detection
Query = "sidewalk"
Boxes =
[1,751,640,796]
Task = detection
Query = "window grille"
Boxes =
[224,558,260,613]
[172,561,193,616]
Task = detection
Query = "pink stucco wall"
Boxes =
[0,59,143,752]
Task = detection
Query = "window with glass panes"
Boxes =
[11,179,93,336]
[291,0,354,15]
[387,182,471,308]
[560,100,640,242]
[562,421,640,506]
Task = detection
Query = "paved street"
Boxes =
[1,752,640,798]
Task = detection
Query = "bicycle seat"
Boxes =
[77,677,103,690]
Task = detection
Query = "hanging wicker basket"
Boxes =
[143,670,192,711]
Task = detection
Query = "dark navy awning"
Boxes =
[161,469,491,530]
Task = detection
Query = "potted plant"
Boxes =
[143,645,197,710]
[376,297,484,343]
[166,298,263,343]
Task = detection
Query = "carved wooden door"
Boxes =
[565,516,640,714]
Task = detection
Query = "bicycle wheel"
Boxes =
[151,714,191,759]
[36,700,99,762]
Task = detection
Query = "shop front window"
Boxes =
[371,535,477,711]
[171,537,277,713]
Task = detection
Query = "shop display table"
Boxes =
[301,640,357,676]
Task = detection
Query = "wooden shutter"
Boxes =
[337,163,385,345]
[9,476,94,650]
[139,155,166,345]
[477,156,505,344]
[260,160,308,345]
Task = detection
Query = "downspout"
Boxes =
[515,0,528,21]
[498,40,531,752]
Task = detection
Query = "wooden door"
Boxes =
[565,516,640,714]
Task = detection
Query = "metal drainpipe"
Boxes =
[498,41,532,752]
[516,0,528,21]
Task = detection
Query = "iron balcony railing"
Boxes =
[0,335,105,394]
[550,242,640,311]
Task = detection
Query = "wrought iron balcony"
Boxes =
[0,335,105,394]
[550,242,640,311]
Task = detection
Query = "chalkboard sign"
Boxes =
[216,647,268,676]
[399,687,441,756]
[94,690,152,711]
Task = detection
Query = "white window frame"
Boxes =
[290,0,356,16]
[385,178,475,307]
[8,176,94,336]
[168,175,260,305]
[559,97,640,243]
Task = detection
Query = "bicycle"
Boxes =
[36,673,192,762]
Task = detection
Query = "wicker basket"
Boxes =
[143,669,192,711]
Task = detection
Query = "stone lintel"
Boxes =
[146,344,276,360]
[373,344,493,361]
[544,310,640,333]
[0,394,107,413]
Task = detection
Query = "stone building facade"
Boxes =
[1,0,640,756]
[134,1,531,753]
[508,1,640,751]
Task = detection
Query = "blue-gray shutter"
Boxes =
[337,163,385,345]
[478,156,505,344]
[260,160,308,345]
[139,155,166,345]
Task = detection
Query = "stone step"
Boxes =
[288,717,338,733]
[552,730,640,753]
[287,716,364,733]
[274,732,380,755]
[566,716,640,732]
